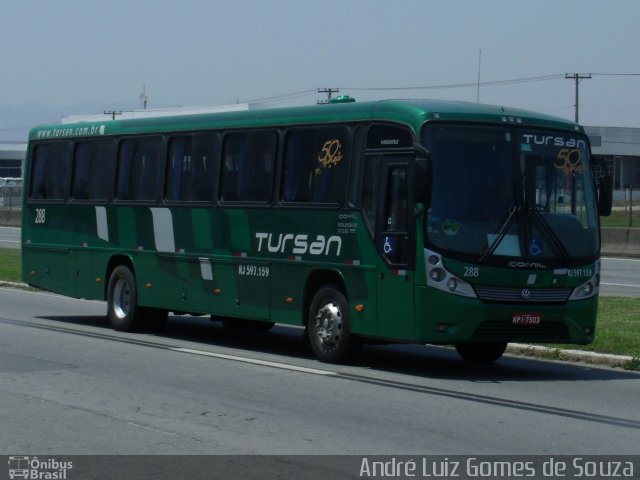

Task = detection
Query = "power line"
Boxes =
[342,74,565,92]
[591,72,640,76]
[243,89,317,104]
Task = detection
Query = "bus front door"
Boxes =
[375,157,415,340]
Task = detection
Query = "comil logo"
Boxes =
[8,456,73,479]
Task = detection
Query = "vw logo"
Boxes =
[521,289,532,300]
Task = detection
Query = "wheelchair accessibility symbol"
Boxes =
[529,238,543,257]
[383,236,395,254]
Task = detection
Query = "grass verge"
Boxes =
[600,209,640,228]
[0,247,20,283]
[548,296,640,370]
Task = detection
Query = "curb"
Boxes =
[0,281,31,290]
[507,343,636,369]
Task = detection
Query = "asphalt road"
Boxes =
[1,287,639,457]
[600,256,640,297]
[0,225,20,249]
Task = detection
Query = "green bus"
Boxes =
[22,98,612,363]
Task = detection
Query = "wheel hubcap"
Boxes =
[315,302,342,348]
[113,278,130,319]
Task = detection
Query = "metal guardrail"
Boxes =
[612,188,640,228]
[0,185,22,210]
[0,186,22,227]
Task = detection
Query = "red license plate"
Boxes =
[512,312,542,326]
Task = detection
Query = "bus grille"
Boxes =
[472,320,570,341]
[474,286,573,304]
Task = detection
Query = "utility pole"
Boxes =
[104,110,122,120]
[565,73,591,123]
[476,49,482,103]
[139,85,148,110]
[317,88,339,104]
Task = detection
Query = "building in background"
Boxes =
[586,126,640,195]
[0,142,26,179]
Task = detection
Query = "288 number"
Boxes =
[34,208,46,224]
[464,266,479,278]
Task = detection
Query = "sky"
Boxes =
[1,0,639,141]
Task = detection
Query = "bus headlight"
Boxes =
[425,249,477,298]
[430,268,445,282]
[569,267,599,301]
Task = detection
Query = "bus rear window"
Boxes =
[29,142,71,200]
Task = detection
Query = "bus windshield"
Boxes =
[422,124,599,264]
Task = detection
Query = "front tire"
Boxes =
[455,342,508,363]
[307,286,357,364]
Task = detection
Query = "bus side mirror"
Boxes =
[598,174,613,216]
[413,144,432,205]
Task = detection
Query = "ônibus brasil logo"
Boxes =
[8,456,73,480]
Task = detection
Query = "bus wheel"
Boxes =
[455,342,507,363]
[307,286,357,364]
[107,265,144,331]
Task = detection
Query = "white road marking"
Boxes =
[171,347,336,376]
[601,282,640,288]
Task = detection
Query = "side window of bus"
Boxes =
[166,135,218,202]
[29,143,71,200]
[72,140,115,201]
[361,155,381,232]
[282,127,349,204]
[220,132,276,203]
[116,137,161,201]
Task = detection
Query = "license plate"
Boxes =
[512,312,542,326]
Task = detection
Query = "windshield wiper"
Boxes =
[528,207,571,260]
[479,206,520,262]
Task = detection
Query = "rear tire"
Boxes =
[307,285,358,363]
[455,342,507,363]
[107,265,145,331]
